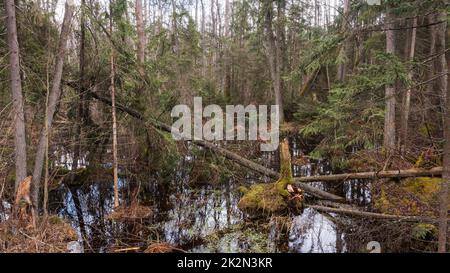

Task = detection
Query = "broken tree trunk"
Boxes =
[87,91,343,201]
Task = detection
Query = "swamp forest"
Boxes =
[0,0,450,254]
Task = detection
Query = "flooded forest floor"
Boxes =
[1,138,441,253]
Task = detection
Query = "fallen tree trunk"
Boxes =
[308,205,450,223]
[88,91,343,201]
[294,167,442,183]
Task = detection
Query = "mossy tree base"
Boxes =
[238,139,304,216]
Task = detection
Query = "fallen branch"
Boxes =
[113,247,141,252]
[88,91,343,201]
[308,205,449,223]
[295,167,442,183]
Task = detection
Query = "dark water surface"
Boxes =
[43,138,392,253]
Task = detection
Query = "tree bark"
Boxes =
[110,0,119,208]
[223,0,231,98]
[400,17,417,150]
[135,0,145,76]
[5,0,28,191]
[437,11,448,253]
[336,0,350,81]
[383,8,396,150]
[263,0,284,123]
[31,0,74,212]
[424,13,438,125]
[200,0,206,77]
[171,0,179,53]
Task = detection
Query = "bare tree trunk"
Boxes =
[71,0,87,198]
[79,0,87,122]
[210,0,216,86]
[277,0,286,97]
[110,0,119,208]
[31,0,74,212]
[171,0,179,53]
[224,0,230,37]
[43,58,50,217]
[211,0,216,39]
[399,17,417,150]
[263,0,284,123]
[336,0,350,81]
[222,0,231,98]
[195,0,198,29]
[5,0,28,191]
[216,0,221,38]
[200,0,206,77]
[135,0,145,76]
[437,11,448,253]
[425,13,438,116]
[383,8,396,150]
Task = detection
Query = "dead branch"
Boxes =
[294,167,442,183]
[308,205,450,223]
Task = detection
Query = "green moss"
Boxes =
[237,186,249,194]
[48,215,63,225]
[375,188,391,213]
[374,177,449,216]
[275,177,291,197]
[403,177,443,204]
[238,183,287,215]
[414,154,425,168]
[237,139,304,216]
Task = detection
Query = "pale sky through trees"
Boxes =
[54,0,343,27]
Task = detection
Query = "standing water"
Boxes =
[45,140,420,253]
